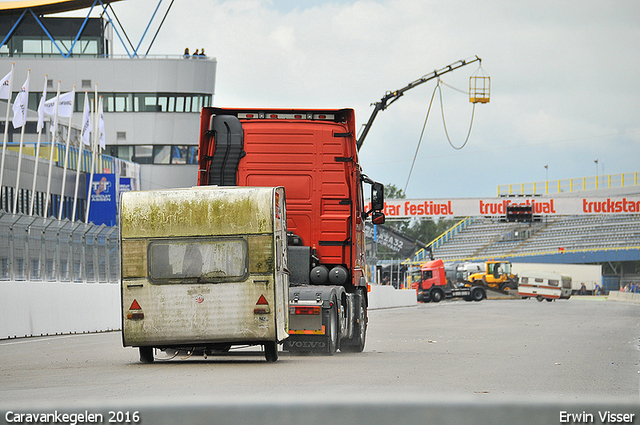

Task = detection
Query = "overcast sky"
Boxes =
[72,0,640,198]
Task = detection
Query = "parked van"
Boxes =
[120,186,289,362]
[517,271,572,302]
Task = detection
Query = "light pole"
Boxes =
[544,164,548,181]
[544,165,548,194]
[594,159,599,189]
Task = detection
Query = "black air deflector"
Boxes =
[208,115,245,186]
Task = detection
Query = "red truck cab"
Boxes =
[411,259,448,303]
[197,107,385,353]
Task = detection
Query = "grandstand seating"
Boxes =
[432,214,640,262]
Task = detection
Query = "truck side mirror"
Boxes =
[371,182,384,211]
[371,211,385,225]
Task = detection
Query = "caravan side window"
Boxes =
[548,279,559,287]
[148,238,248,283]
[521,277,529,284]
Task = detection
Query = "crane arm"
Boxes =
[356,56,481,151]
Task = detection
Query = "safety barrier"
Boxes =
[606,291,640,304]
[368,284,417,309]
[0,212,119,283]
[497,171,639,196]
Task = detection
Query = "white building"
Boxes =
[0,0,217,220]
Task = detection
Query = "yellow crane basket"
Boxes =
[469,66,490,104]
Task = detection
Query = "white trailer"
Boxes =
[120,186,289,362]
[511,262,601,294]
[517,270,572,302]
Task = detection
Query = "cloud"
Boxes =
[82,0,640,197]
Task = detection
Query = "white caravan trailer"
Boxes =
[120,186,289,362]
[517,271,572,302]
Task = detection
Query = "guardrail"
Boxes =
[0,212,119,283]
[4,141,115,174]
[497,172,639,196]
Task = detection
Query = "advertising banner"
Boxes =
[119,177,134,193]
[367,196,640,219]
[87,173,117,226]
[364,223,426,258]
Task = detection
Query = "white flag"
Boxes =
[43,91,74,118]
[81,94,91,145]
[0,70,11,100]
[37,82,47,133]
[12,75,29,129]
[99,96,105,149]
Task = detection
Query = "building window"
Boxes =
[172,145,199,164]
[70,93,211,113]
[133,145,153,164]
[107,145,199,165]
[115,93,132,112]
[153,146,171,164]
[117,146,134,162]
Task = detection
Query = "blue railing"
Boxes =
[5,141,115,173]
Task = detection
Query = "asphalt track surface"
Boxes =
[1,297,638,421]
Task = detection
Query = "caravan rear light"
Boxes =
[254,295,270,314]
[289,305,321,315]
[127,299,144,320]
[254,307,271,314]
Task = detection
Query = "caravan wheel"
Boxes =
[139,347,154,363]
[264,342,278,362]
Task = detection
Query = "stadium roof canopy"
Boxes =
[0,0,123,16]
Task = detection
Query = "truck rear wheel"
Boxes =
[471,287,485,301]
[264,342,278,362]
[327,303,338,355]
[340,293,367,353]
[139,347,154,363]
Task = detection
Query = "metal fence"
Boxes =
[0,211,119,283]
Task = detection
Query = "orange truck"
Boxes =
[411,259,486,302]
[197,108,385,354]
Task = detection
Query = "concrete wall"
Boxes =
[0,281,120,339]
[606,290,640,304]
[0,281,416,339]
[368,284,417,309]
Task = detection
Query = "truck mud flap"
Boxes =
[283,335,330,353]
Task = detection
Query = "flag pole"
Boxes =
[0,62,15,209]
[12,69,30,214]
[57,85,75,220]
[29,74,48,216]
[44,81,61,219]
[72,92,90,222]
[85,85,98,223]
